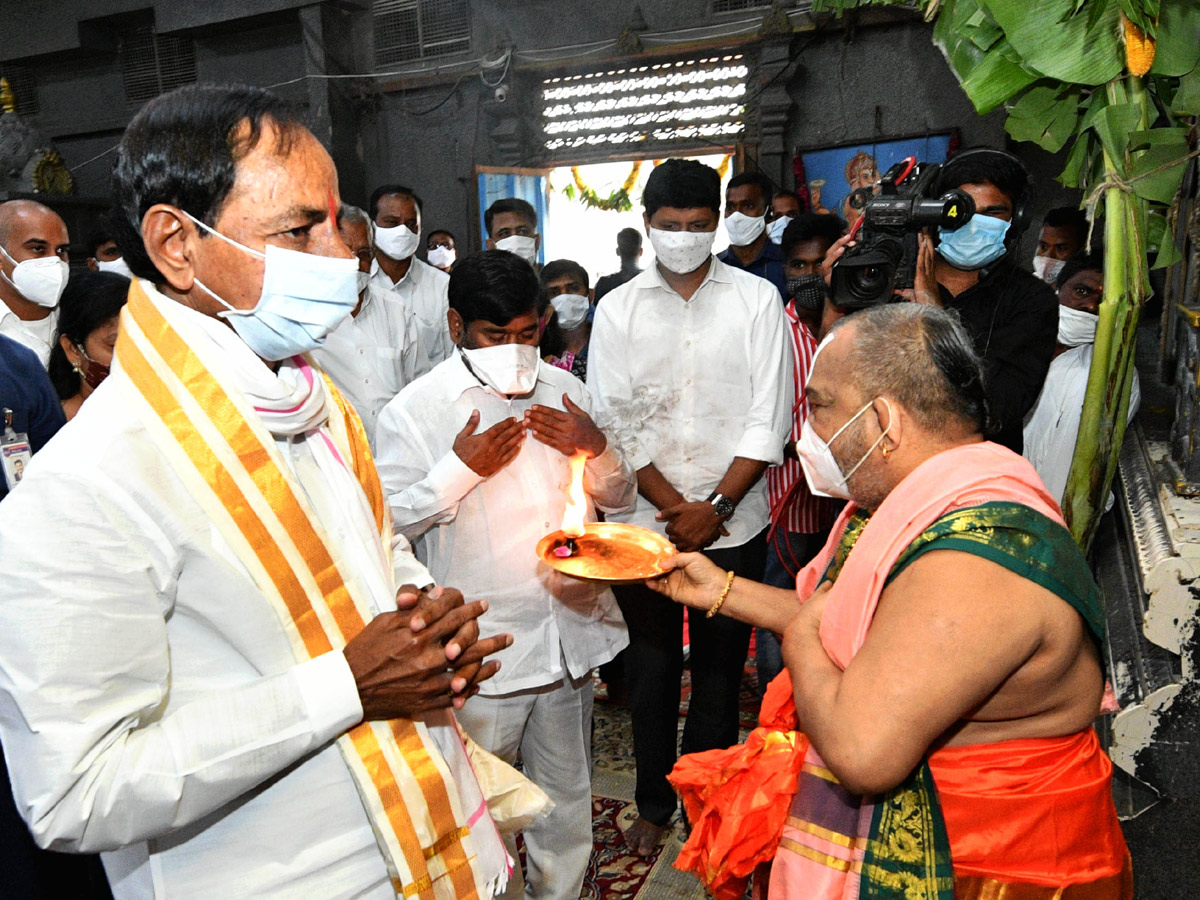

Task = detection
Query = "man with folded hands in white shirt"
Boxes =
[369,183,454,369]
[587,157,793,856]
[0,83,513,900]
[375,249,637,900]
[309,204,428,448]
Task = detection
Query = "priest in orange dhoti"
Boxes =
[650,302,1132,900]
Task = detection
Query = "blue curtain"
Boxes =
[477,170,550,266]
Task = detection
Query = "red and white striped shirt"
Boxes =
[766,302,833,534]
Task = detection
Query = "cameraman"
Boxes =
[825,150,1058,453]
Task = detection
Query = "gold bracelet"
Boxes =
[706,570,736,618]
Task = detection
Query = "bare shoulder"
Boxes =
[875,549,1050,645]
[873,548,1102,736]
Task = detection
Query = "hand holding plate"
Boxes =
[645,551,727,610]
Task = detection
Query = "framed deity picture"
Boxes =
[797,132,957,223]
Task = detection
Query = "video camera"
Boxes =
[830,158,975,310]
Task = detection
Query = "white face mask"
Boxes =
[95,257,134,279]
[1033,255,1066,284]
[374,223,421,261]
[427,245,457,269]
[186,212,358,362]
[648,227,716,275]
[460,343,540,396]
[495,235,539,264]
[0,244,69,309]
[1057,305,1098,347]
[724,211,766,247]
[550,293,590,330]
[795,398,892,500]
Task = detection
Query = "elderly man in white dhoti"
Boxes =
[0,83,521,900]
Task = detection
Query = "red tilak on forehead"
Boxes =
[329,190,337,222]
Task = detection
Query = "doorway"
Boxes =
[543,152,734,286]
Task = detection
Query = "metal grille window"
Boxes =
[712,0,771,11]
[0,65,39,116]
[373,0,471,67]
[119,26,197,104]
[541,56,749,154]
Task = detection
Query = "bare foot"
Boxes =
[622,815,667,857]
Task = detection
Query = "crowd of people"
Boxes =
[0,81,1133,900]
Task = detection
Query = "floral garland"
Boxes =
[563,154,733,211]
[565,161,643,211]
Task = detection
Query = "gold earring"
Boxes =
[881,446,891,459]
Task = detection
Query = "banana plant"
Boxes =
[813,0,1200,549]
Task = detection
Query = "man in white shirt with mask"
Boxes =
[368,184,454,368]
[484,198,541,268]
[0,199,71,367]
[588,157,793,856]
[310,204,428,447]
[0,83,514,900]
[375,249,636,900]
[1023,252,1139,502]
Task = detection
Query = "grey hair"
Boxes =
[337,204,373,249]
[830,303,992,437]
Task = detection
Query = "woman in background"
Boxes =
[48,269,128,420]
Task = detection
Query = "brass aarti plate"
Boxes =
[536,522,675,583]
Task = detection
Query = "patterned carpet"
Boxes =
[581,796,666,900]
[582,651,763,900]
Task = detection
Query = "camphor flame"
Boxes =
[561,452,589,538]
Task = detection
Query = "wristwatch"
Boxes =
[706,491,736,520]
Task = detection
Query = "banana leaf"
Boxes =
[978,0,1124,84]
[1149,0,1200,77]
[933,0,994,82]
[1126,128,1191,203]
[1005,85,1081,152]
[959,44,1039,114]
[1170,64,1200,115]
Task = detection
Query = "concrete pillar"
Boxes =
[751,33,796,188]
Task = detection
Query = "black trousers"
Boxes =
[613,529,767,827]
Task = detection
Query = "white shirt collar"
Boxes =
[370,255,417,289]
[638,255,731,299]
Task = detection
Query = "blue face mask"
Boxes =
[766,215,792,244]
[937,214,1011,270]
[186,213,358,362]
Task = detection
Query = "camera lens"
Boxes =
[848,265,891,302]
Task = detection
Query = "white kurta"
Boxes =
[587,258,793,549]
[0,287,447,899]
[310,284,430,447]
[375,353,636,696]
[369,257,454,370]
[0,303,58,367]
[1023,342,1141,503]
